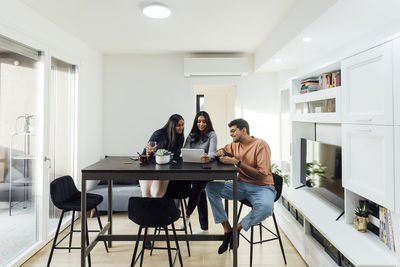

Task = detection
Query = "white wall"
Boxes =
[103,54,281,163]
[103,54,192,155]
[0,1,104,181]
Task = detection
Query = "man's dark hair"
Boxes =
[228,118,250,135]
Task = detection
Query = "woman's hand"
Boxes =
[219,156,239,165]
[145,144,151,155]
[215,149,226,157]
[201,153,210,163]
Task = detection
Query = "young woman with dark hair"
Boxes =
[180,111,217,233]
[139,114,185,197]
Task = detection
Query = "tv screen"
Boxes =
[300,138,344,210]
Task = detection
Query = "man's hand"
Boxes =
[219,156,239,165]
[215,149,226,157]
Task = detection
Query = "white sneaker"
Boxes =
[193,229,209,235]
[179,217,191,230]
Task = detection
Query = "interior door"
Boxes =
[194,86,235,147]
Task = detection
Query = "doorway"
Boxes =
[194,85,235,147]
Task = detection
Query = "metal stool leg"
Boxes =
[94,207,109,252]
[238,203,243,219]
[273,213,287,264]
[165,226,173,267]
[131,226,143,267]
[68,211,75,252]
[180,199,191,256]
[250,225,254,267]
[139,228,148,267]
[86,220,92,267]
[150,227,160,256]
[183,198,193,234]
[171,223,183,267]
[47,211,64,267]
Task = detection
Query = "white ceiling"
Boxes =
[19,0,400,72]
[258,0,400,72]
[20,0,298,54]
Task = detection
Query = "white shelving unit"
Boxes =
[276,187,398,266]
[290,62,341,123]
[284,37,400,266]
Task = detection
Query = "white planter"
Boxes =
[156,155,170,164]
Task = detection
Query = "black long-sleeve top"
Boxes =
[143,129,184,159]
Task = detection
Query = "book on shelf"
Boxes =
[379,207,396,251]
[318,70,341,89]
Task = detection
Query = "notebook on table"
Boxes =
[181,148,204,163]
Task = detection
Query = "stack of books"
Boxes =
[319,70,341,89]
[379,207,396,251]
[300,78,320,94]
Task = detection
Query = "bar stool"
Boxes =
[156,181,192,256]
[48,175,108,267]
[128,197,183,267]
[238,173,287,267]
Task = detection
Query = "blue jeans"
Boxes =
[205,180,276,231]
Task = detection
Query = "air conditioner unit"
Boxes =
[183,57,250,77]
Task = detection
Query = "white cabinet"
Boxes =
[342,124,394,210]
[395,126,400,213]
[342,41,393,125]
[394,38,400,126]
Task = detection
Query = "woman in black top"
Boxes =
[139,114,184,197]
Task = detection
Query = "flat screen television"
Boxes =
[300,138,344,210]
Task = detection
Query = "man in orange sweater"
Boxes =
[205,118,275,254]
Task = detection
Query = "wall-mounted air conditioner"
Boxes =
[183,57,250,77]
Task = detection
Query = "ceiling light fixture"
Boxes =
[275,58,282,63]
[302,36,312,42]
[142,3,171,19]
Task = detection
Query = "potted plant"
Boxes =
[271,163,290,186]
[353,201,370,232]
[155,149,171,164]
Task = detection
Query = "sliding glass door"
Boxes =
[0,39,42,266]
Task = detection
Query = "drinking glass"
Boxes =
[148,141,157,154]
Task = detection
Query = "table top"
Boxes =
[81,156,238,181]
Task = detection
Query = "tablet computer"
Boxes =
[181,148,204,163]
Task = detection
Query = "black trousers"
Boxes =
[186,181,209,230]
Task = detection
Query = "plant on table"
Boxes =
[155,149,171,156]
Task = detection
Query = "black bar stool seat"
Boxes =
[48,175,108,267]
[128,197,183,267]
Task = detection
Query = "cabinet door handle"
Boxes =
[356,119,372,122]
[356,128,372,132]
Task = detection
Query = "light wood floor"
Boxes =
[23,209,308,267]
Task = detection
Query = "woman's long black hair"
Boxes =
[189,111,214,142]
[159,114,184,151]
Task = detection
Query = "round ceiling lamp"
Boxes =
[142,3,171,19]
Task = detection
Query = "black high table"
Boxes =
[80,156,239,267]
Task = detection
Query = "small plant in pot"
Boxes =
[354,201,370,232]
[155,149,171,164]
